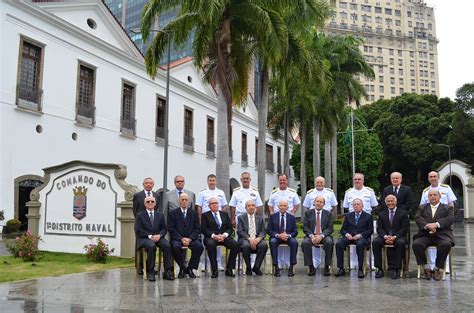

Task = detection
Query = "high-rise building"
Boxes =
[104,0,194,62]
[104,0,439,106]
[325,0,439,104]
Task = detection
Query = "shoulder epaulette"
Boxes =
[200,188,206,192]
[345,188,352,192]
[251,187,259,191]
[423,186,431,192]
[233,187,241,191]
[306,189,314,194]
[365,186,374,191]
[271,188,278,194]
[288,188,296,192]
[326,187,334,192]
[440,184,449,187]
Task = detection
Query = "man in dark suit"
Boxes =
[380,172,412,212]
[132,177,161,275]
[237,199,268,276]
[301,196,334,276]
[201,197,240,278]
[373,195,410,279]
[413,189,455,281]
[167,192,203,279]
[268,199,298,277]
[133,177,161,216]
[166,175,196,213]
[335,198,373,278]
[135,196,173,281]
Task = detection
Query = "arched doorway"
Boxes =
[14,175,44,231]
[229,178,240,197]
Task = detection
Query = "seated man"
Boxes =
[373,195,409,279]
[268,199,298,277]
[167,192,203,279]
[301,196,334,276]
[237,199,268,276]
[335,198,373,278]
[201,197,240,278]
[413,189,455,281]
[135,196,173,281]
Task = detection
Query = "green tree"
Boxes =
[455,82,474,113]
[141,0,293,197]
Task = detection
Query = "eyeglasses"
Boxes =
[146,200,155,203]
[175,180,184,183]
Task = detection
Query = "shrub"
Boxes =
[84,237,115,263]
[5,219,21,233]
[6,231,41,262]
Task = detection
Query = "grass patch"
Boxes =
[0,251,134,283]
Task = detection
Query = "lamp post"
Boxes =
[130,28,172,217]
[436,143,452,187]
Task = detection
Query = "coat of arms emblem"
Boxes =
[73,186,87,220]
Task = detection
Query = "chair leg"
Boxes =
[142,249,148,280]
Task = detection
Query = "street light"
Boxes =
[436,143,452,187]
[130,28,172,217]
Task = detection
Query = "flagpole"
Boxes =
[351,109,355,177]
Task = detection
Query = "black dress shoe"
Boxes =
[137,269,144,275]
[225,268,235,277]
[273,266,281,277]
[252,267,263,276]
[323,267,331,276]
[391,270,400,280]
[288,265,295,277]
[178,269,186,279]
[148,273,156,282]
[245,269,252,275]
[308,266,316,276]
[186,268,196,279]
[358,269,365,278]
[424,268,433,280]
[375,269,384,278]
[163,270,174,281]
[334,268,345,277]
[211,270,218,278]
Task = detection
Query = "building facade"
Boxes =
[326,0,439,104]
[0,0,289,231]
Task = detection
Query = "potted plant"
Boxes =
[2,218,21,240]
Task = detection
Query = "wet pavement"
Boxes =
[1,223,474,312]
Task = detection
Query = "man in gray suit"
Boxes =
[301,196,334,276]
[166,175,196,212]
[237,200,268,276]
[413,189,455,281]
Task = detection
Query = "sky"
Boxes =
[424,0,474,99]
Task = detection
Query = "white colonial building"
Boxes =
[0,0,293,235]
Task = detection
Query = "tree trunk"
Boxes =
[300,123,307,222]
[257,68,269,210]
[216,84,230,201]
[330,128,338,215]
[283,111,290,178]
[324,138,331,187]
[312,117,320,178]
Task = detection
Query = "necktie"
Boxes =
[394,187,398,195]
[182,210,186,220]
[214,212,221,228]
[249,215,256,239]
[431,205,437,218]
[389,210,394,225]
[149,212,154,224]
[355,213,360,225]
[279,214,285,233]
[178,190,182,196]
[147,191,151,197]
[315,211,321,235]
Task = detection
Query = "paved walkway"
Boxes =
[1,223,474,312]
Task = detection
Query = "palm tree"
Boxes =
[141,1,290,198]
[255,0,331,204]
